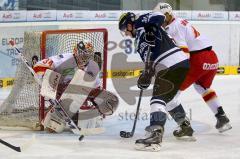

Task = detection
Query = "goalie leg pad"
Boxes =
[60,69,96,118]
[42,106,66,133]
[40,69,61,99]
[77,116,103,129]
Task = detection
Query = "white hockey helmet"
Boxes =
[73,40,94,68]
[153,2,173,15]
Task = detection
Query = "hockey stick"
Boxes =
[9,40,86,140]
[0,135,36,152]
[120,46,152,138]
[9,41,42,85]
[120,89,143,138]
[0,139,21,152]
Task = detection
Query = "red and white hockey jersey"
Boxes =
[33,53,101,87]
[165,17,212,52]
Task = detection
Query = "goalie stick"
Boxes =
[0,135,36,152]
[0,139,21,152]
[120,46,152,138]
[9,40,102,140]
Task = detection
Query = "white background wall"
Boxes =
[180,0,225,11]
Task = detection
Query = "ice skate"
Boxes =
[135,125,163,152]
[173,119,196,141]
[215,107,232,133]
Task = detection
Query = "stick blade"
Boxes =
[0,139,21,152]
[20,134,36,152]
[120,131,133,138]
[14,146,21,152]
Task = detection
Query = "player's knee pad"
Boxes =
[42,107,66,133]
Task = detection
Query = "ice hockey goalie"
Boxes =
[33,40,118,133]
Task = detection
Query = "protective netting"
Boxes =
[44,31,104,58]
[0,29,107,130]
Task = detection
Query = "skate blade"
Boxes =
[218,123,232,133]
[135,143,161,152]
[175,136,197,142]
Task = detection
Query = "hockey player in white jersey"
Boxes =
[33,40,118,133]
[119,12,190,151]
[153,3,232,135]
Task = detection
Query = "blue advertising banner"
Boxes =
[0,0,18,10]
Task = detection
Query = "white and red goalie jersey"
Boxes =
[33,53,101,88]
[165,17,212,53]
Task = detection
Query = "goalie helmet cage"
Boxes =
[0,28,108,130]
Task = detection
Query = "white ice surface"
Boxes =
[0,75,240,159]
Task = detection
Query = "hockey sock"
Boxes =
[168,104,186,124]
[202,90,220,114]
[150,111,167,126]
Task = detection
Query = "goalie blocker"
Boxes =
[41,69,119,133]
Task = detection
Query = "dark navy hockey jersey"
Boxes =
[134,12,188,72]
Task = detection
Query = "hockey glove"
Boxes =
[144,24,158,46]
[137,71,152,90]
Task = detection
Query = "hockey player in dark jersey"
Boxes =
[119,12,192,151]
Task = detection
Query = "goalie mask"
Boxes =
[73,40,94,68]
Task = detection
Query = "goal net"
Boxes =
[0,28,108,130]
